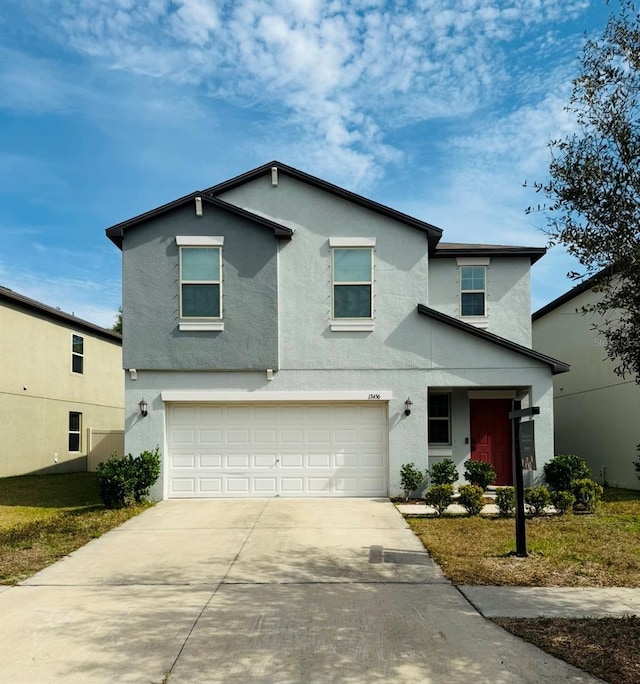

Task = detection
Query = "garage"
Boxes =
[166,402,388,497]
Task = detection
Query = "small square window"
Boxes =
[72,335,84,374]
[460,266,486,317]
[428,394,451,445]
[69,412,82,451]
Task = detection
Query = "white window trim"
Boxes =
[330,242,375,330]
[176,236,224,246]
[428,393,451,446]
[459,264,488,320]
[71,334,84,375]
[68,411,82,452]
[178,238,224,331]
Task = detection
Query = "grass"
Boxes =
[494,617,640,684]
[0,472,151,585]
[406,487,640,586]
[405,486,640,684]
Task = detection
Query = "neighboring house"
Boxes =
[106,161,568,499]
[533,275,640,490]
[0,287,124,477]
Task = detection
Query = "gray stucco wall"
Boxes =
[219,173,431,369]
[121,203,279,370]
[428,257,532,346]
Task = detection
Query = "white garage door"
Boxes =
[166,403,388,497]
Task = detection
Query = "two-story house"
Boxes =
[0,287,124,477]
[106,161,567,499]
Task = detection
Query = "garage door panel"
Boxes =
[167,403,387,497]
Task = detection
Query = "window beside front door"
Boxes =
[428,394,451,445]
[69,412,82,452]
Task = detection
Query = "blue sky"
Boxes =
[0,0,612,328]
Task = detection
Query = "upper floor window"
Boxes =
[72,334,84,374]
[177,236,224,331]
[460,266,486,317]
[329,238,375,331]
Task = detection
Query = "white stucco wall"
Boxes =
[533,288,640,489]
[428,257,532,346]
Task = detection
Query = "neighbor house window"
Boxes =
[177,236,224,331]
[428,394,451,445]
[460,266,486,317]
[69,412,82,451]
[72,334,84,374]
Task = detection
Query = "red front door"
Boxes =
[470,399,513,486]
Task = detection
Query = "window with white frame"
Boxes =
[177,236,224,330]
[460,266,486,317]
[72,334,84,374]
[331,241,374,321]
[428,394,451,445]
[69,411,82,451]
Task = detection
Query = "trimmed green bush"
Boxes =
[551,490,575,515]
[400,462,426,500]
[428,459,458,486]
[573,478,603,513]
[543,454,591,491]
[96,447,161,509]
[463,460,496,490]
[458,484,485,516]
[495,486,516,517]
[424,484,454,515]
[525,486,551,517]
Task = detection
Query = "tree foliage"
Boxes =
[112,307,122,334]
[530,0,640,382]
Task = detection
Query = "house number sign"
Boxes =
[367,393,381,400]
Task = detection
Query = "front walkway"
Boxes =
[0,499,602,683]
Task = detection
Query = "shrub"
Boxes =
[634,443,640,481]
[424,484,454,515]
[400,463,426,500]
[463,460,496,490]
[457,484,485,516]
[572,478,603,513]
[495,487,516,517]
[543,454,591,491]
[551,490,575,515]
[96,447,161,509]
[524,486,551,517]
[428,459,458,486]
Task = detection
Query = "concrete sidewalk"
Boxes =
[0,498,604,683]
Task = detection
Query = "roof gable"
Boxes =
[417,304,569,374]
[105,192,293,249]
[205,160,444,252]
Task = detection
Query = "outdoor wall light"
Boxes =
[138,398,148,417]
[404,397,413,416]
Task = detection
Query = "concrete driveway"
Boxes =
[0,499,600,683]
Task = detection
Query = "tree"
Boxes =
[530,0,640,383]
[112,307,122,334]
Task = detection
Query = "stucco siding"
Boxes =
[122,203,279,371]
[0,301,123,477]
[220,174,430,369]
[428,257,532,346]
[533,288,639,489]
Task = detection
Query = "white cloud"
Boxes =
[7,0,595,189]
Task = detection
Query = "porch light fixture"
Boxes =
[404,397,413,416]
[138,398,148,417]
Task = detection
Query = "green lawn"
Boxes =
[0,472,151,585]
[407,487,640,586]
